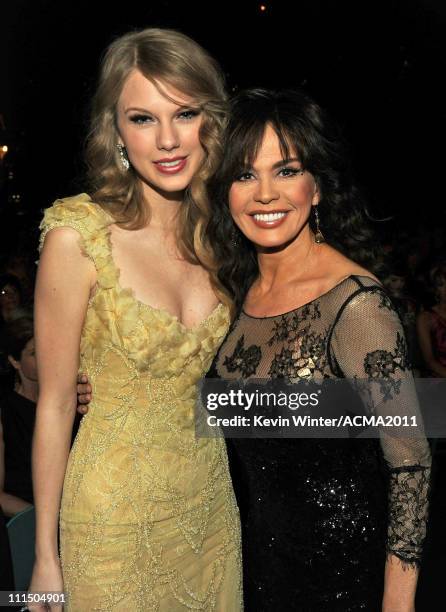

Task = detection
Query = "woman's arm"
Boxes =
[331,287,431,612]
[383,557,418,612]
[416,311,446,377]
[29,226,96,597]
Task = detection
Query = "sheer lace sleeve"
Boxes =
[330,284,431,568]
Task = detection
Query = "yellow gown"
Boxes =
[39,195,242,611]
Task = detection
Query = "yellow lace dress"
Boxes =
[39,194,243,611]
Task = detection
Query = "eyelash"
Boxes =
[235,167,304,181]
[129,109,201,124]
[179,109,200,120]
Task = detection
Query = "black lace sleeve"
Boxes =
[330,285,431,568]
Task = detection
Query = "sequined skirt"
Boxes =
[227,437,387,611]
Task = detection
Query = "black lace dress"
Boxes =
[207,275,431,612]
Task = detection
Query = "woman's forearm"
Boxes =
[382,554,418,611]
[32,395,76,562]
[0,492,32,517]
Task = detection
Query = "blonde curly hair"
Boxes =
[85,28,229,288]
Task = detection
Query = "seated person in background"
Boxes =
[0,274,31,325]
[0,317,37,517]
[417,261,446,377]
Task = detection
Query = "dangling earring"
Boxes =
[314,205,325,243]
[117,143,130,171]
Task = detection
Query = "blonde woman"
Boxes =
[29,29,242,611]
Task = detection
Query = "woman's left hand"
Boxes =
[76,372,92,414]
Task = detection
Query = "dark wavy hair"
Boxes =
[206,88,379,313]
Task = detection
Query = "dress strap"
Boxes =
[38,194,118,289]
